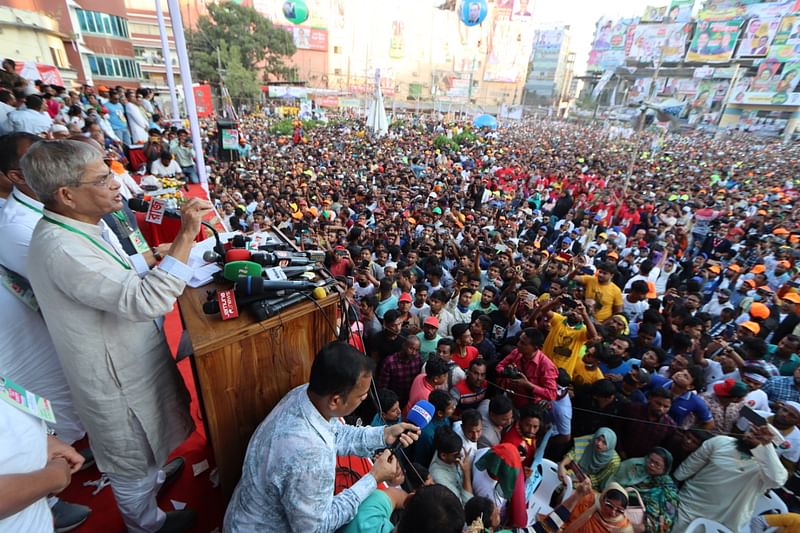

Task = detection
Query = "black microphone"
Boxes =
[128,198,225,258]
[128,197,180,219]
[235,276,318,297]
[202,289,293,314]
[247,292,309,321]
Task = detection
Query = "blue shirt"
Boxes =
[600,359,636,375]
[375,295,398,320]
[663,383,713,425]
[104,101,127,130]
[224,384,387,533]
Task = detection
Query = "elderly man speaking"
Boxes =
[21,139,211,533]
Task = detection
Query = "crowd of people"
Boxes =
[4,71,800,533]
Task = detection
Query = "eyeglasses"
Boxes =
[603,500,626,514]
[77,171,115,188]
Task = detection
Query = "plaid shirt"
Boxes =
[762,375,800,404]
[376,352,422,407]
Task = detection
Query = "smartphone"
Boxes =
[346,276,355,288]
[740,405,767,427]
[567,460,587,482]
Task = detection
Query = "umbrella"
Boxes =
[473,114,497,130]
[366,69,389,137]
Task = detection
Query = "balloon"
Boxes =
[282,0,309,25]
[459,0,488,26]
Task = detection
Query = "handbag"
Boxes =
[623,487,646,529]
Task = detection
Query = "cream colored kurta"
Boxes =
[26,209,193,476]
[673,435,788,532]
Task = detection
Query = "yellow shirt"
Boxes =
[572,361,605,388]
[578,274,622,322]
[543,313,588,376]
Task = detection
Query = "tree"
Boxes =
[218,43,261,107]
[187,2,297,84]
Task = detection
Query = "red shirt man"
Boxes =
[496,328,559,408]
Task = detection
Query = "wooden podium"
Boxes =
[178,277,338,498]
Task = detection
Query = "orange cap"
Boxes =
[727,264,742,273]
[783,292,800,304]
[751,265,766,274]
[740,321,761,335]
[749,302,770,319]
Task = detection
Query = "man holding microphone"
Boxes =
[22,139,211,533]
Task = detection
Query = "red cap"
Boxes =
[399,292,412,303]
[424,316,440,328]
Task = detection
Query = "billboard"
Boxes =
[773,14,800,46]
[666,0,694,22]
[642,5,667,22]
[629,23,692,62]
[483,19,527,82]
[728,61,800,106]
[686,19,744,62]
[433,71,471,98]
[769,43,800,61]
[511,0,534,21]
[736,17,782,57]
[282,26,328,51]
[533,28,564,50]
[592,17,633,51]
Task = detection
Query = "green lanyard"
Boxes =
[42,215,131,270]
[12,193,43,215]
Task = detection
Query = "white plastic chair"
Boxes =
[739,489,787,533]
[685,518,735,533]
[527,458,573,520]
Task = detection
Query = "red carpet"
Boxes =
[58,306,225,532]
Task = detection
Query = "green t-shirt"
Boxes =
[340,490,394,533]
[417,332,442,362]
[766,344,800,376]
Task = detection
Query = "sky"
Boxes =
[532,0,657,75]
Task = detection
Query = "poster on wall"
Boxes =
[221,129,239,150]
[666,0,694,22]
[734,61,800,106]
[511,0,534,21]
[768,43,800,61]
[483,19,526,82]
[685,18,744,62]
[735,17,782,57]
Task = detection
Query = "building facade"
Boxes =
[0,5,78,86]
[523,25,574,113]
[583,0,800,139]
[4,0,140,88]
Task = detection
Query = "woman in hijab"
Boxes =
[559,427,621,490]
[561,481,634,533]
[611,447,679,533]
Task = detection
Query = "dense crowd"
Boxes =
[5,68,800,533]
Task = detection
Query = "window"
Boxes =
[50,46,68,68]
[76,9,129,38]
[87,55,141,79]
[333,46,341,54]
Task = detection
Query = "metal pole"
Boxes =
[167,0,208,189]
[155,0,180,125]
[715,63,741,137]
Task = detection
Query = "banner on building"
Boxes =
[642,5,667,23]
[483,19,526,82]
[728,61,800,106]
[193,84,214,117]
[629,23,692,62]
[768,43,800,61]
[736,17,782,57]
[433,71,471,98]
[773,14,800,46]
[267,86,310,98]
[534,28,564,49]
[666,0,694,22]
[686,19,744,62]
[280,26,328,51]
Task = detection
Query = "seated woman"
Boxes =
[610,447,679,533]
[559,427,620,491]
[561,482,634,533]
